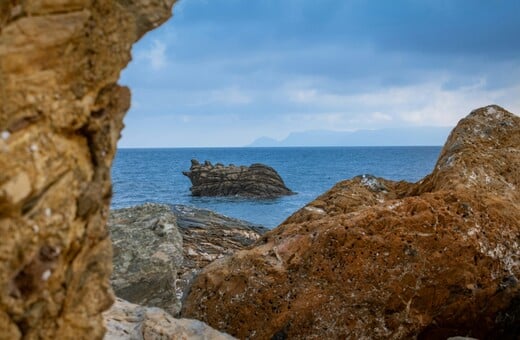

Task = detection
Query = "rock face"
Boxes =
[108,204,183,316]
[183,160,295,198]
[0,1,176,338]
[108,203,267,314]
[172,204,268,302]
[182,106,520,339]
[103,298,236,340]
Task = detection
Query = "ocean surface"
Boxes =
[111,147,442,228]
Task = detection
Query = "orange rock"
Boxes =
[182,105,520,339]
[0,1,177,338]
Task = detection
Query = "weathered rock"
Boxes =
[182,105,520,339]
[183,160,295,198]
[108,204,183,316]
[108,203,267,314]
[103,297,236,340]
[0,0,177,338]
[172,204,268,302]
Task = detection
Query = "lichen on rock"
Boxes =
[182,105,520,339]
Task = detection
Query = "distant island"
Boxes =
[248,126,452,147]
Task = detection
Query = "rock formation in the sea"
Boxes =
[103,298,236,340]
[182,105,520,339]
[108,203,267,313]
[108,204,183,316]
[183,160,295,198]
[0,1,177,338]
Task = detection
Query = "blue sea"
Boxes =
[111,147,441,228]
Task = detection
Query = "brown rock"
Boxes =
[183,160,295,198]
[0,0,177,338]
[172,204,268,303]
[182,105,520,339]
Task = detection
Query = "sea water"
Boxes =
[111,147,441,228]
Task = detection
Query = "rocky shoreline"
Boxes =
[102,106,520,340]
[105,203,268,339]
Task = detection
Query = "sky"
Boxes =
[118,0,520,147]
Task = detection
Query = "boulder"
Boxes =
[182,105,520,339]
[172,204,268,301]
[108,204,184,316]
[103,298,236,340]
[183,160,295,198]
[108,203,267,315]
[0,0,177,337]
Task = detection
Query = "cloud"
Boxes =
[138,39,168,70]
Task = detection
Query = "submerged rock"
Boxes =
[182,105,520,339]
[103,298,236,340]
[183,160,295,198]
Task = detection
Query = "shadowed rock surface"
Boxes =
[183,160,295,198]
[108,204,183,316]
[0,0,177,338]
[103,298,236,340]
[182,105,520,339]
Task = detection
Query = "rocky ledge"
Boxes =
[183,159,295,198]
[182,105,520,339]
[103,298,235,340]
[108,203,267,317]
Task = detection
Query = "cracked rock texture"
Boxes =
[108,204,183,316]
[182,105,520,339]
[0,0,176,338]
[183,160,295,198]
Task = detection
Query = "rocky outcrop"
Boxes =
[108,204,183,316]
[108,203,267,314]
[183,160,295,198]
[103,298,236,340]
[0,0,177,338]
[182,105,520,339]
[172,204,268,302]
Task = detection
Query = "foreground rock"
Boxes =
[108,203,267,314]
[104,298,235,340]
[108,204,183,316]
[0,0,177,337]
[183,160,295,198]
[182,106,520,339]
[172,205,268,301]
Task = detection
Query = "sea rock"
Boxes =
[0,0,177,338]
[183,160,295,198]
[182,105,520,339]
[103,298,236,340]
[108,204,183,316]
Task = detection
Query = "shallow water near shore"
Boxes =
[111,146,441,228]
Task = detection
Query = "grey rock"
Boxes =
[104,298,236,340]
[183,160,295,198]
[108,203,183,316]
[109,203,267,315]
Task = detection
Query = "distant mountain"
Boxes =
[248,127,452,147]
